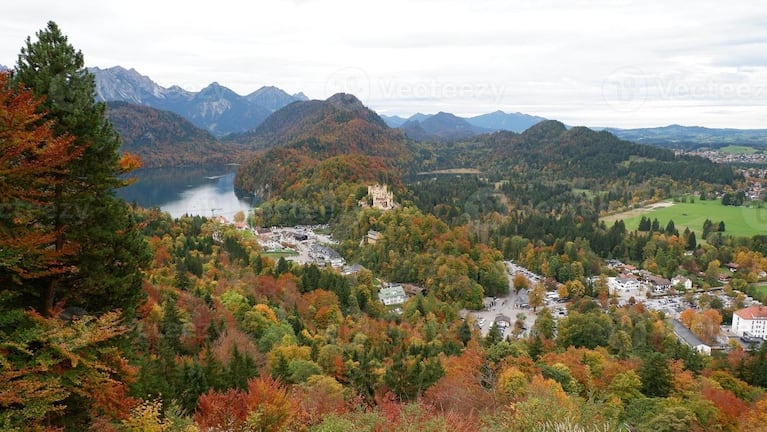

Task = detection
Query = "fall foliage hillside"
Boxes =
[106,101,231,167]
[234,94,412,210]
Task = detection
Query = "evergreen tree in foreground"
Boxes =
[12,21,148,316]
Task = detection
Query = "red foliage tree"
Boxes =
[422,345,494,419]
[701,382,748,430]
[195,376,298,431]
[0,72,82,285]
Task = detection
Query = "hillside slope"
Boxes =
[234,93,411,204]
[106,101,230,167]
[416,120,736,184]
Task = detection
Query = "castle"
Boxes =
[359,184,396,210]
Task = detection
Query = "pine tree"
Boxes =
[650,218,660,232]
[639,352,672,397]
[665,220,677,236]
[226,346,258,390]
[688,231,697,250]
[703,219,713,238]
[458,319,472,346]
[12,21,148,316]
[179,361,209,413]
[484,322,503,347]
[274,256,289,276]
[638,216,651,232]
[252,253,263,274]
[160,295,183,353]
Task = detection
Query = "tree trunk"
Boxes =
[43,185,64,317]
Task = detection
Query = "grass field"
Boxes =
[752,284,767,297]
[263,249,299,259]
[572,188,596,199]
[748,284,767,302]
[602,200,767,238]
[719,145,761,154]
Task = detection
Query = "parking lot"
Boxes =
[466,262,557,337]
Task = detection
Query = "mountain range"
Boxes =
[382,110,547,141]
[400,112,488,141]
[88,65,767,161]
[90,66,307,137]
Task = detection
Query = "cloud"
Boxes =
[1,0,765,128]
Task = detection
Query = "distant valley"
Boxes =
[605,125,767,150]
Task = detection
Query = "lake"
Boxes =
[116,164,256,220]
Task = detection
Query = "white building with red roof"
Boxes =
[732,306,767,338]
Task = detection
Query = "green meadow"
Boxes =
[747,283,767,303]
[719,145,761,154]
[603,200,767,238]
[753,284,767,297]
[263,248,299,259]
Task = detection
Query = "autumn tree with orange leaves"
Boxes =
[0,72,81,286]
[195,376,298,432]
[680,308,722,345]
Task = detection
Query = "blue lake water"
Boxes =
[116,164,255,220]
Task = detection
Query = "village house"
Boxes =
[732,305,767,339]
[646,275,671,293]
[342,263,367,275]
[671,275,693,291]
[364,230,383,245]
[378,283,407,306]
[494,314,512,329]
[671,320,712,355]
[607,275,641,294]
[402,283,426,297]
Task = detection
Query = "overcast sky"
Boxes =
[2,0,766,128]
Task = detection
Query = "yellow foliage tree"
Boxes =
[497,366,529,402]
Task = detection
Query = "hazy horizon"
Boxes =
[3,0,766,129]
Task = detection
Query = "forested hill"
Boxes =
[234,93,412,206]
[106,101,231,167]
[225,93,400,153]
[420,120,736,184]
